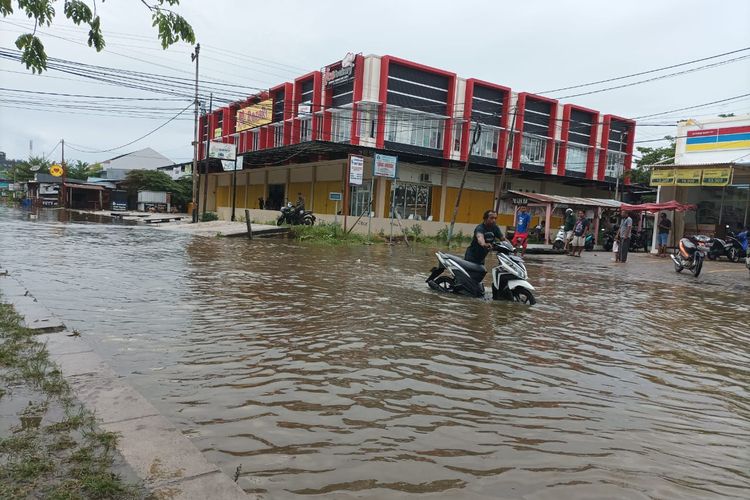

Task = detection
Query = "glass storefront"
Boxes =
[390,182,432,220]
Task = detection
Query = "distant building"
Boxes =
[648,113,750,248]
[157,161,191,180]
[99,147,174,181]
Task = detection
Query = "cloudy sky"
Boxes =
[1,0,749,165]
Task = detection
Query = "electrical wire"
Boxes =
[63,102,194,154]
[540,46,750,94]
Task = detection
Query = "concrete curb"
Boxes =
[1,273,252,499]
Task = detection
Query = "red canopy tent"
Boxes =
[619,200,696,213]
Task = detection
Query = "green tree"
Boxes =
[9,156,51,182]
[627,136,677,185]
[122,169,192,209]
[122,169,175,193]
[0,0,195,73]
[65,160,102,180]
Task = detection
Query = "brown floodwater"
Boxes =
[1,206,748,499]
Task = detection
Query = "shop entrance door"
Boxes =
[267,184,285,211]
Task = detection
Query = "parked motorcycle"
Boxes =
[671,236,706,278]
[426,236,536,304]
[724,228,748,263]
[629,228,649,253]
[552,226,566,250]
[277,202,316,226]
[584,233,595,251]
[702,234,732,261]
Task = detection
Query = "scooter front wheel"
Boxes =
[511,287,536,305]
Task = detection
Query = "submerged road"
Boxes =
[1,206,748,499]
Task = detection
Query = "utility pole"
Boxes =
[447,123,482,246]
[61,138,66,209]
[191,43,200,223]
[202,93,213,219]
[495,104,518,214]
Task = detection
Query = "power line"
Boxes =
[540,46,750,94]
[64,102,194,154]
[554,54,750,99]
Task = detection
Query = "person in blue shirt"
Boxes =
[511,205,532,256]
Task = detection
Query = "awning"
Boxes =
[505,190,622,209]
[619,200,696,213]
[63,183,105,191]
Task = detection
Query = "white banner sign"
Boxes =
[373,153,397,178]
[209,141,237,160]
[349,155,364,185]
[221,156,244,172]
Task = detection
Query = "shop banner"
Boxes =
[236,99,273,132]
[373,153,397,178]
[349,155,364,185]
[221,156,244,172]
[649,169,675,186]
[209,141,237,160]
[674,168,702,186]
[701,167,732,186]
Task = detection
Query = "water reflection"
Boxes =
[1,206,748,498]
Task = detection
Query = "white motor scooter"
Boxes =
[552,226,566,250]
[426,238,536,304]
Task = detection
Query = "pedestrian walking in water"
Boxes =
[618,212,633,263]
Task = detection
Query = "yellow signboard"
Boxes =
[236,99,273,132]
[213,127,222,139]
[649,169,675,186]
[49,164,64,177]
[701,167,732,186]
[675,169,702,186]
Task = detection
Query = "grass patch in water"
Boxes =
[0,299,144,499]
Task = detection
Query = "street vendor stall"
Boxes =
[505,190,622,244]
[619,200,697,251]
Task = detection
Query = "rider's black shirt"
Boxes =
[465,224,503,264]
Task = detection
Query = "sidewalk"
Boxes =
[0,270,252,499]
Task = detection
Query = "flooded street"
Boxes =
[1,206,748,499]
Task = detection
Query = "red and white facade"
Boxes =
[200,53,635,184]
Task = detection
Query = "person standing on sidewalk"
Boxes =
[511,205,532,257]
[657,212,672,257]
[570,210,590,257]
[618,212,633,263]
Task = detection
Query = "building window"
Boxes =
[566,144,588,173]
[453,122,463,153]
[606,151,626,177]
[252,132,259,151]
[330,110,352,143]
[357,106,378,140]
[315,112,324,140]
[385,109,444,150]
[299,117,312,142]
[273,125,283,148]
[471,124,500,158]
[520,133,547,165]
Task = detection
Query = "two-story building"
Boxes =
[197,53,636,229]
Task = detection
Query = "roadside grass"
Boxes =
[0,300,144,499]
[289,221,473,248]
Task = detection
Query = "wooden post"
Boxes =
[245,209,253,240]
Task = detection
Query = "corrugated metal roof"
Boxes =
[506,190,622,208]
